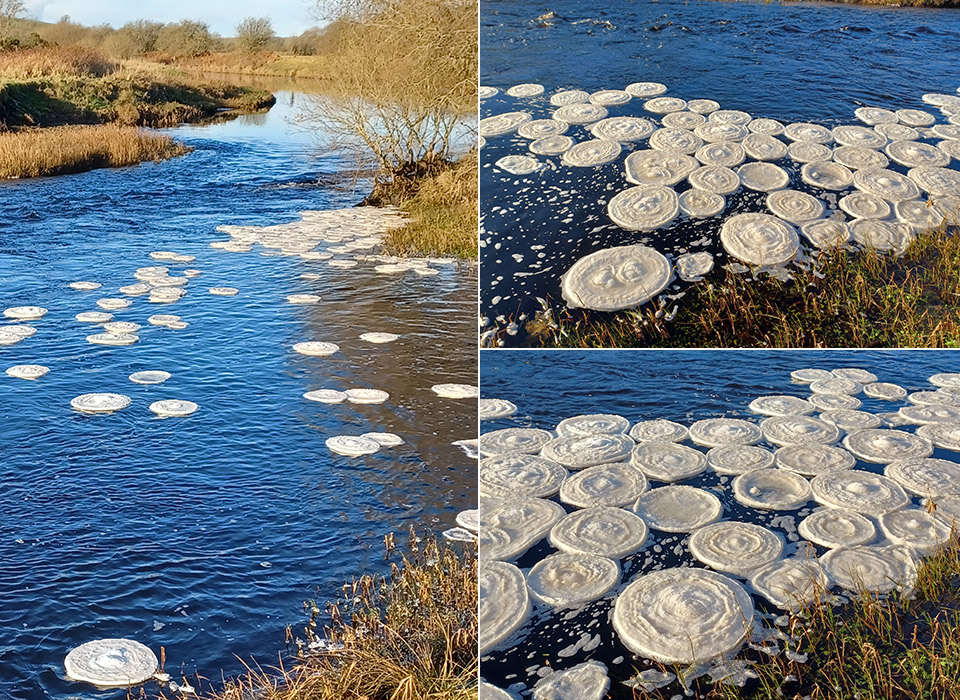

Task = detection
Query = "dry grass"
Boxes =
[382,153,478,260]
[0,45,118,79]
[192,534,477,700]
[0,124,189,178]
[156,51,333,79]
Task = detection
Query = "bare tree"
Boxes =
[0,0,27,39]
[236,16,274,53]
[300,0,477,198]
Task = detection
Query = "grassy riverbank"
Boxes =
[527,222,960,348]
[196,536,478,700]
[629,534,960,700]
[381,154,479,261]
[0,124,189,178]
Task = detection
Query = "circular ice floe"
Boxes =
[209,287,239,297]
[613,567,754,665]
[732,469,812,510]
[542,434,635,469]
[720,213,799,266]
[325,435,381,456]
[737,162,790,192]
[761,415,840,446]
[527,552,620,607]
[431,383,479,399]
[560,244,673,311]
[896,108,936,127]
[529,135,575,156]
[833,125,887,150]
[506,83,544,98]
[831,368,879,383]
[129,370,171,385]
[880,508,950,555]
[916,422,960,451]
[707,445,775,474]
[695,141,747,167]
[517,119,569,139]
[679,190,725,218]
[345,388,389,404]
[743,133,788,161]
[556,413,629,437]
[359,332,399,344]
[561,139,621,167]
[819,409,883,433]
[63,638,158,688]
[590,89,632,106]
[6,364,49,380]
[938,139,960,163]
[292,341,339,356]
[103,321,141,335]
[478,85,498,99]
[784,122,832,143]
[624,150,699,186]
[853,168,921,202]
[550,89,590,106]
[591,116,656,142]
[810,394,863,413]
[909,390,960,407]
[631,485,722,532]
[749,558,827,611]
[480,428,554,456]
[550,506,648,558]
[553,103,608,125]
[71,393,131,414]
[287,294,321,305]
[560,463,648,508]
[479,112,532,138]
[821,545,917,594]
[688,99,720,114]
[455,509,479,532]
[748,394,815,417]
[532,661,611,700]
[644,97,687,114]
[809,376,862,395]
[649,128,703,154]
[854,107,898,126]
[930,373,960,390]
[839,192,892,221]
[864,382,908,401]
[676,251,715,280]
[688,165,741,194]
[775,444,855,476]
[442,527,476,542]
[96,298,131,311]
[811,470,910,514]
[149,399,198,417]
[833,145,889,171]
[87,333,138,346]
[689,521,783,575]
[495,155,541,175]
[896,199,947,231]
[70,281,102,291]
[625,82,667,97]
[630,419,688,443]
[689,418,762,447]
[661,111,706,131]
[877,122,920,141]
[480,497,566,561]
[799,508,876,549]
[304,389,347,404]
[801,161,854,191]
[361,432,403,447]
[75,312,113,326]
[479,398,518,420]
[629,441,708,482]
[479,560,530,655]
[843,428,933,463]
[789,142,833,163]
[886,141,950,168]
[908,166,960,197]
[884,458,960,497]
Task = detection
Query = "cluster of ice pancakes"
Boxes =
[481,81,960,312]
[479,367,960,697]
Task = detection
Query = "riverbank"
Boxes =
[203,536,478,700]
[523,221,960,349]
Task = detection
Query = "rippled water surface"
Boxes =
[480,0,960,339]
[480,350,960,697]
[0,92,477,699]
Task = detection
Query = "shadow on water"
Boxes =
[0,90,477,699]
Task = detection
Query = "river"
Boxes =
[0,89,477,698]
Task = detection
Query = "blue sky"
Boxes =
[23,0,326,36]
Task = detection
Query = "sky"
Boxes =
[22,0,329,37]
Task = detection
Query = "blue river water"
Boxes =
[479,349,960,697]
[0,92,477,699]
[480,0,960,341]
